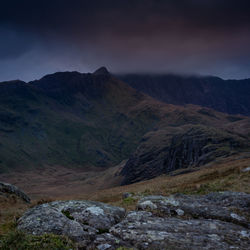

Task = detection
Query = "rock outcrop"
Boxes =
[120,125,250,185]
[17,200,126,248]
[0,182,30,203]
[17,192,250,249]
[137,192,250,228]
[111,211,249,249]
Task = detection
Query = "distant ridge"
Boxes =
[118,74,250,116]
[93,66,110,75]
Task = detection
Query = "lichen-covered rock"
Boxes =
[137,191,250,228]
[110,211,250,249]
[89,233,131,250]
[0,181,31,203]
[17,192,250,249]
[17,200,125,247]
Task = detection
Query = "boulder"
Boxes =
[0,181,31,203]
[137,191,250,228]
[110,211,250,249]
[17,200,125,248]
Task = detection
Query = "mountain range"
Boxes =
[118,74,250,116]
[0,67,250,186]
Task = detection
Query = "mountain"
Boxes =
[0,68,158,172]
[118,74,250,116]
[0,68,250,187]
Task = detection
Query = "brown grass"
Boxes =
[89,154,250,209]
[0,154,249,233]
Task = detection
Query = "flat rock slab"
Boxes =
[110,211,250,250]
[137,191,250,228]
[17,200,125,247]
[0,181,30,203]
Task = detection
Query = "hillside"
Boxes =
[0,68,158,172]
[0,68,250,187]
[118,74,250,116]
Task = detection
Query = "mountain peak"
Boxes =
[93,67,110,75]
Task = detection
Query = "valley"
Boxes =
[0,67,250,198]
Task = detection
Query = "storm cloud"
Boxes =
[1,0,250,81]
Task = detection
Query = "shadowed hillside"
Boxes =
[0,68,250,187]
[118,74,250,116]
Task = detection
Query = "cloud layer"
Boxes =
[1,0,250,81]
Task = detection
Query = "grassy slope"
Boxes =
[0,76,161,172]
[1,154,249,241]
[91,153,250,210]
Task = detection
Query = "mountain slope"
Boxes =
[0,68,250,186]
[0,69,160,172]
[118,74,250,116]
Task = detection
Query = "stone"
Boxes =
[176,208,184,216]
[137,191,250,228]
[122,192,133,199]
[0,181,31,203]
[242,167,250,172]
[110,211,250,249]
[138,200,157,210]
[89,233,131,250]
[18,200,125,247]
[17,192,250,249]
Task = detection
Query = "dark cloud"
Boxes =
[0,0,250,80]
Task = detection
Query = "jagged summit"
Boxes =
[93,66,110,75]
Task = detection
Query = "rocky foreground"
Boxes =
[17,191,250,249]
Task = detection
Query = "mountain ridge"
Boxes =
[118,74,250,116]
[0,68,250,186]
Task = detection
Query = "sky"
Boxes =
[1,0,250,81]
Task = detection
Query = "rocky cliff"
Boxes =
[121,125,250,185]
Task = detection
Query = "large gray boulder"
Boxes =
[0,181,30,203]
[17,200,125,247]
[137,191,250,228]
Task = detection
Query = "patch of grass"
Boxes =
[176,182,225,195]
[0,221,17,235]
[0,231,76,250]
[122,197,136,205]
[89,155,250,209]
[141,189,152,196]
[61,210,74,220]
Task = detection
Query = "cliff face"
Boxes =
[118,74,250,116]
[121,125,250,185]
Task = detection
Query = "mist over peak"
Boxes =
[0,0,250,81]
